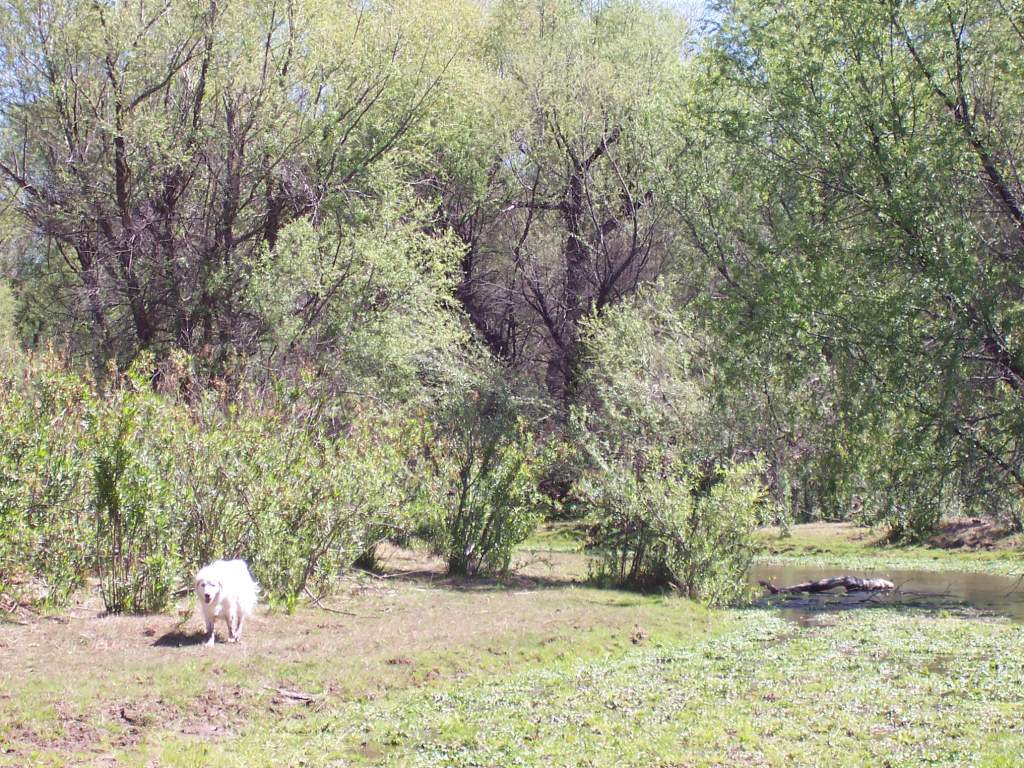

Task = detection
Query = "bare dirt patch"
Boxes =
[927,517,1022,550]
[175,685,252,740]
[0,545,686,764]
[11,701,103,753]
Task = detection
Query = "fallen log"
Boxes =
[759,576,895,595]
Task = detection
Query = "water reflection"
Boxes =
[749,564,1024,623]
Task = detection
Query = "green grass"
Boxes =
[347,609,1024,768]
[4,524,1024,767]
[61,607,1024,768]
[520,520,590,553]
[755,523,1024,576]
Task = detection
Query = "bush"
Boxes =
[0,350,546,612]
[421,388,546,577]
[0,354,95,604]
[242,415,410,603]
[582,453,765,605]
[573,285,769,605]
[92,373,182,614]
[135,381,420,606]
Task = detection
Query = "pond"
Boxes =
[749,563,1024,624]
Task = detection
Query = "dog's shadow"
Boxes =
[153,628,208,648]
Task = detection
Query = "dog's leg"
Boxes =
[227,605,239,643]
[234,612,245,642]
[204,614,216,647]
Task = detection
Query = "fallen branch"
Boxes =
[263,685,318,704]
[759,576,896,594]
[360,569,439,580]
[303,587,358,616]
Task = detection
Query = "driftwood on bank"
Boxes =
[759,576,896,595]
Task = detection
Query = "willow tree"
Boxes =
[0,0,471,368]
[682,0,1024,534]
[430,0,689,404]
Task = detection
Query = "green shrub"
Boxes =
[160,382,421,604]
[573,286,769,605]
[421,390,545,577]
[0,349,544,612]
[0,354,95,604]
[170,412,253,574]
[243,417,408,602]
[92,375,182,614]
[582,454,765,605]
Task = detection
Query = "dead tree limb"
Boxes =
[759,576,896,595]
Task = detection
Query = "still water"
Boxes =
[749,564,1024,624]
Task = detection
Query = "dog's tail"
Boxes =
[240,584,259,617]
[237,581,258,618]
[238,593,256,618]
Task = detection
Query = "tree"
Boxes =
[680,0,1024,534]
[0,0,468,367]
[430,0,688,404]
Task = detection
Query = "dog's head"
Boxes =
[195,576,221,605]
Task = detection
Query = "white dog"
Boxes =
[194,559,259,646]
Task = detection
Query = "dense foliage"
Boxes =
[572,287,767,603]
[3,0,1022,611]
[0,351,423,610]
[679,0,1024,537]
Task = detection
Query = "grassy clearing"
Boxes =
[342,608,1024,768]
[756,523,1024,576]
[520,521,591,553]
[2,535,1023,767]
[0,548,714,766]
[524,519,1024,575]
[6,600,1021,767]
